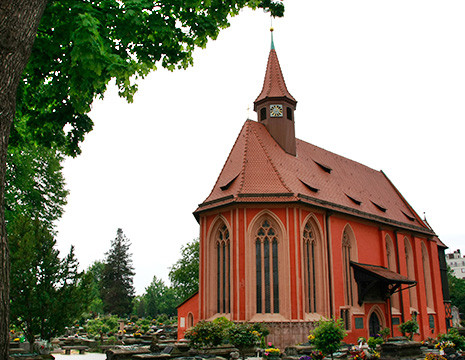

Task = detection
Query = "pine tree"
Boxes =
[100,228,135,316]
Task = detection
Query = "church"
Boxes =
[177,31,451,347]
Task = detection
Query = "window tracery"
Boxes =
[342,230,354,307]
[303,222,317,313]
[216,224,230,313]
[255,219,279,313]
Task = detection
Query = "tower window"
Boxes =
[287,107,293,120]
[260,107,267,121]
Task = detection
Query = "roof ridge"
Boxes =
[238,121,251,194]
[297,137,381,175]
[273,51,287,97]
[200,121,248,203]
[252,123,293,193]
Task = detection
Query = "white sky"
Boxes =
[55,1,465,295]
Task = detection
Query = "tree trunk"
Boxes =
[0,1,48,358]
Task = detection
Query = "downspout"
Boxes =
[325,212,333,318]
[388,295,394,337]
[394,230,405,323]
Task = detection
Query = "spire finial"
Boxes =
[270,16,275,50]
[270,26,275,50]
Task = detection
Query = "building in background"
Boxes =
[446,249,465,279]
[178,32,451,346]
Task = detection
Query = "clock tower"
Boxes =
[254,29,297,156]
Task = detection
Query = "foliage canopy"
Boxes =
[9,215,91,348]
[169,238,199,301]
[14,0,284,156]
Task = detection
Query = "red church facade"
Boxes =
[178,35,451,347]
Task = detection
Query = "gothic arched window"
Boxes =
[216,224,230,314]
[385,235,400,310]
[255,219,279,314]
[303,221,317,313]
[404,238,418,310]
[421,242,434,310]
[342,231,354,306]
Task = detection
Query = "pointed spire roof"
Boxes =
[254,31,297,110]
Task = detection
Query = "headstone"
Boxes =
[452,306,461,327]
[162,346,174,354]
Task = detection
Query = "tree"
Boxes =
[144,276,177,317]
[169,238,199,301]
[0,1,284,356]
[448,268,465,317]
[5,144,68,230]
[9,215,91,351]
[86,261,105,315]
[132,296,147,318]
[100,228,135,316]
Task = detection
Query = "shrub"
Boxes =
[227,322,261,359]
[438,328,465,350]
[310,318,347,359]
[367,336,383,350]
[185,320,226,348]
[399,319,418,340]
[379,327,390,341]
[250,322,269,348]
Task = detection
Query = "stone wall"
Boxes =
[265,321,317,349]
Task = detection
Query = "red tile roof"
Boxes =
[254,49,296,110]
[195,120,434,235]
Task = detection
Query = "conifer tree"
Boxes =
[9,215,91,350]
[100,228,135,316]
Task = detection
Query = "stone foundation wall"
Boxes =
[264,322,317,349]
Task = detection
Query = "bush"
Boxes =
[227,323,262,359]
[438,328,465,351]
[310,319,347,359]
[85,316,120,336]
[367,336,384,350]
[250,322,269,348]
[379,327,390,341]
[185,320,227,348]
[399,319,418,340]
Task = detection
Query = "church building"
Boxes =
[177,31,451,347]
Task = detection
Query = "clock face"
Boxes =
[270,104,283,117]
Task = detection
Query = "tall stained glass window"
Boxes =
[255,219,279,313]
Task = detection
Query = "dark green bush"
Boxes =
[310,318,346,359]
[399,319,418,340]
[185,320,227,348]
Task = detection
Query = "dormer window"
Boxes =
[260,107,267,121]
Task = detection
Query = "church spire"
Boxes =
[254,28,297,156]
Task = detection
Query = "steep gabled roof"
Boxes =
[195,120,434,235]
